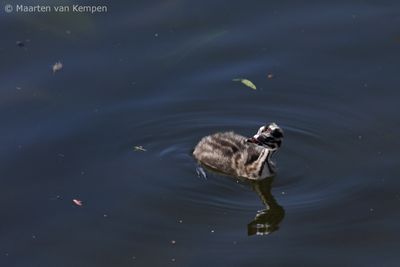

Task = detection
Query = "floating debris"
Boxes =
[232,78,257,90]
[267,73,274,79]
[16,41,25,48]
[52,62,63,73]
[196,166,207,179]
[16,87,22,90]
[134,145,147,152]
[72,199,83,206]
[171,240,176,245]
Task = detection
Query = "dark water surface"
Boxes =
[1,1,400,266]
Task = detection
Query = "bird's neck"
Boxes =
[260,149,276,178]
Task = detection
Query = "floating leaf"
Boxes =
[72,199,83,206]
[233,78,257,90]
[134,145,147,152]
[52,61,63,73]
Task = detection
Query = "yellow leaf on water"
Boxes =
[232,78,257,90]
[242,79,257,90]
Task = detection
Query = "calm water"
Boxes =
[1,1,400,266]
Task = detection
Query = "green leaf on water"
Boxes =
[232,78,257,90]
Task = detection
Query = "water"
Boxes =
[1,1,400,266]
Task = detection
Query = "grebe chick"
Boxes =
[193,123,283,180]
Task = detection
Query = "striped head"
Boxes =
[247,123,284,151]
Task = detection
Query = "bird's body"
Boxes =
[193,123,283,180]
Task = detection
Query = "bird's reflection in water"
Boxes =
[247,178,285,236]
[196,165,284,236]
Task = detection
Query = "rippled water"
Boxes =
[1,1,400,266]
